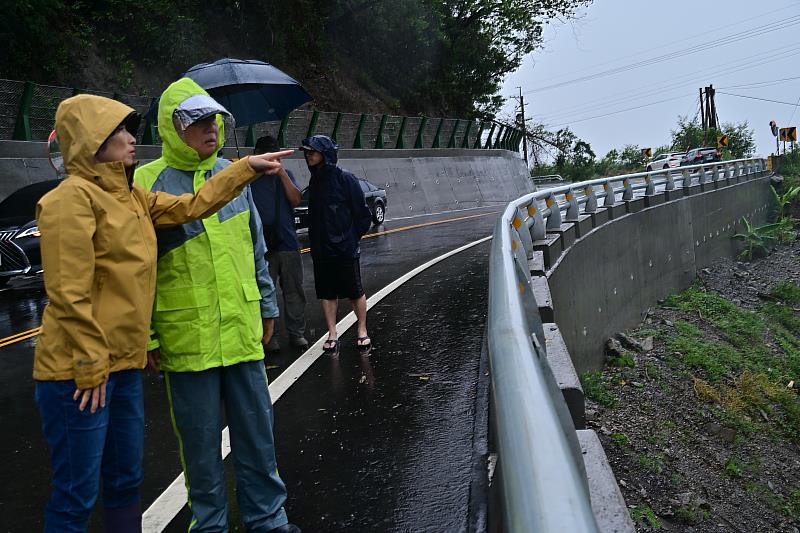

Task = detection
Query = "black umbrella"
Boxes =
[185,58,312,127]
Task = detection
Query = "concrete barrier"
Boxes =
[547,177,772,373]
[0,142,531,213]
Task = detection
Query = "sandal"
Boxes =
[356,336,372,355]
[323,338,339,355]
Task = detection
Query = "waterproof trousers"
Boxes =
[35,369,144,533]
[164,360,289,533]
[267,249,307,339]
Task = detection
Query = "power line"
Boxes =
[535,45,800,123]
[718,75,800,90]
[546,93,694,128]
[786,96,800,125]
[532,3,800,84]
[525,15,800,94]
[716,91,800,106]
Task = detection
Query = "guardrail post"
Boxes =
[712,164,720,184]
[644,174,655,196]
[460,120,473,148]
[353,114,366,148]
[395,116,408,149]
[245,125,256,147]
[473,121,485,149]
[622,178,634,200]
[564,189,580,221]
[526,202,547,241]
[603,183,616,207]
[545,193,562,230]
[414,116,428,148]
[277,116,289,148]
[12,81,34,141]
[583,185,598,212]
[493,125,505,149]
[432,118,445,148]
[448,119,461,148]
[375,115,388,149]
[483,123,496,149]
[681,168,690,188]
[306,110,319,138]
[698,165,707,185]
[142,97,158,145]
[513,207,535,258]
[331,112,343,143]
[665,170,675,190]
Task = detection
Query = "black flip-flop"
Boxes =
[323,338,339,356]
[356,336,372,355]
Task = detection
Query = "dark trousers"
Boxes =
[267,249,306,339]
[35,369,144,533]
[164,360,288,532]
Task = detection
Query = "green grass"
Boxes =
[724,457,744,478]
[661,284,800,442]
[630,505,662,529]
[580,371,617,407]
[638,452,666,474]
[770,281,800,304]
[610,432,629,446]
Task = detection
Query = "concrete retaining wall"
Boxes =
[0,142,531,214]
[547,178,773,373]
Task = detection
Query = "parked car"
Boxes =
[646,152,684,171]
[679,147,721,166]
[293,178,388,230]
[0,179,60,287]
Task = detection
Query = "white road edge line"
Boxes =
[142,234,494,532]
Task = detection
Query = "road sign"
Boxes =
[641,147,652,158]
[716,135,729,149]
[780,127,797,142]
[770,120,779,137]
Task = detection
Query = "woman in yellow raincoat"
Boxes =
[33,93,290,533]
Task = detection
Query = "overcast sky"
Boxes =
[500,0,800,161]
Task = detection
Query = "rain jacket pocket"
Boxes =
[153,286,210,358]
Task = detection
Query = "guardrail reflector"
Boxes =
[512,217,522,229]
[527,206,537,215]
[511,240,517,251]
[545,198,555,207]
[518,281,526,294]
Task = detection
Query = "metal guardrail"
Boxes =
[486,157,767,531]
[0,78,524,151]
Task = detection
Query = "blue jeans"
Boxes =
[35,369,144,533]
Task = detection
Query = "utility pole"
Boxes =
[700,88,706,132]
[511,87,529,168]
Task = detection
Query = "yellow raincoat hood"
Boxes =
[55,94,139,179]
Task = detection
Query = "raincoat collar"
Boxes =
[55,94,137,193]
[158,78,227,172]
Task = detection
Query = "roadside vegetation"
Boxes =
[529,116,756,181]
[583,174,799,531]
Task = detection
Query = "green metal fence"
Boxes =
[0,78,523,152]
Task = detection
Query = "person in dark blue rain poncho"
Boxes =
[301,135,373,355]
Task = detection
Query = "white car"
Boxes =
[646,152,684,171]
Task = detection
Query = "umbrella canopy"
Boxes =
[184,58,312,127]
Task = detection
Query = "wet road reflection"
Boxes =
[0,206,499,532]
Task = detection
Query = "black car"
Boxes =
[679,147,721,166]
[293,178,388,230]
[0,179,60,287]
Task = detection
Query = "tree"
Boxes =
[671,116,755,158]
[619,144,645,168]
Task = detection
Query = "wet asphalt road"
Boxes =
[0,205,499,532]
